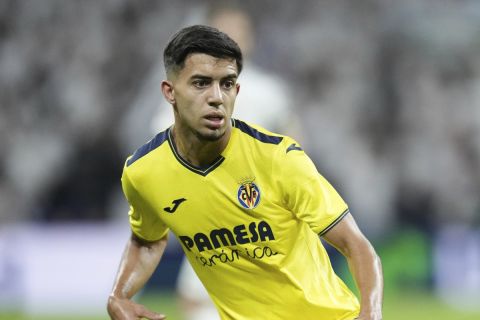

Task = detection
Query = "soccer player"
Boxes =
[107,25,383,320]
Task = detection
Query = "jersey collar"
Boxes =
[167,128,226,176]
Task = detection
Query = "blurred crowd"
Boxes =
[1,0,480,303]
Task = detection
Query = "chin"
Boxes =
[196,128,225,142]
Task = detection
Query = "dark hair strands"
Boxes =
[163,25,243,75]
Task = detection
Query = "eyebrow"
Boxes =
[190,73,238,80]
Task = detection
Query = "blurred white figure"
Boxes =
[171,6,297,320]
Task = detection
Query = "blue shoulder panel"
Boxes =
[126,129,169,167]
[233,119,283,145]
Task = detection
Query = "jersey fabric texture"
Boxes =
[121,119,360,320]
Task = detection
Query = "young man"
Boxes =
[107,25,383,320]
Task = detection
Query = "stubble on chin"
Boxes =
[194,128,226,142]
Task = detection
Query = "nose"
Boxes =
[207,82,224,107]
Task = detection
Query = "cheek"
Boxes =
[175,92,197,110]
[177,95,206,119]
[225,92,238,108]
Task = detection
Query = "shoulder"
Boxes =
[232,118,306,155]
[125,129,170,168]
[232,118,284,145]
[122,128,172,188]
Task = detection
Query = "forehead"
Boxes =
[179,53,238,78]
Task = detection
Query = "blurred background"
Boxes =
[1,0,479,319]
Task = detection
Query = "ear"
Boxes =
[161,80,175,105]
[236,83,240,95]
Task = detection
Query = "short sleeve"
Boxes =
[121,163,169,241]
[276,138,349,235]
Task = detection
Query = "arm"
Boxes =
[322,213,383,320]
[107,232,168,320]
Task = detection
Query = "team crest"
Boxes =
[237,179,261,209]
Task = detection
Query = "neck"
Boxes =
[171,126,231,167]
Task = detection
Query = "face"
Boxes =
[162,53,240,142]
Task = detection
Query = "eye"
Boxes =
[222,79,236,90]
[192,79,210,88]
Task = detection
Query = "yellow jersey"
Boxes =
[121,119,360,320]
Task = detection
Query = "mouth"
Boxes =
[204,113,225,129]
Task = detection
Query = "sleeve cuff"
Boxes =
[318,208,350,237]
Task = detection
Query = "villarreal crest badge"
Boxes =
[237,178,261,209]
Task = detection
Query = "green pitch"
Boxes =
[0,289,478,320]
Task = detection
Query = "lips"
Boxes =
[204,113,225,129]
